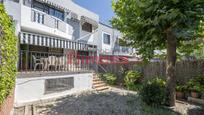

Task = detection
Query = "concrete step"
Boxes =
[93,77,102,81]
[93,83,107,88]
[95,86,109,91]
[92,73,109,91]
[93,80,105,85]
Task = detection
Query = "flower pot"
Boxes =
[176,91,184,99]
[191,91,199,98]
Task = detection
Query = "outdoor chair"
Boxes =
[56,56,68,70]
[47,56,57,71]
[32,55,44,71]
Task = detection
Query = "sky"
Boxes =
[74,0,115,25]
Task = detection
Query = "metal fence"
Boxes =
[18,50,97,72]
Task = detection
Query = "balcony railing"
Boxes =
[18,50,97,73]
[113,46,134,55]
[31,9,66,32]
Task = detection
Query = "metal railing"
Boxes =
[18,50,97,73]
[31,9,66,32]
[113,46,135,55]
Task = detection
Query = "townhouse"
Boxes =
[2,0,136,105]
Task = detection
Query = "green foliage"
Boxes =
[187,76,204,93]
[102,73,117,85]
[112,0,204,59]
[0,4,17,105]
[141,103,181,115]
[124,70,142,90]
[140,77,167,106]
[175,85,187,92]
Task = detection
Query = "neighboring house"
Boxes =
[94,22,137,66]
[95,22,136,57]
[2,0,99,105]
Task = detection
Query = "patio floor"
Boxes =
[14,88,204,115]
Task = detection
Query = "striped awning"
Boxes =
[19,32,97,51]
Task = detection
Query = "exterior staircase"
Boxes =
[92,73,109,91]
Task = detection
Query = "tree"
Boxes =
[111,0,204,106]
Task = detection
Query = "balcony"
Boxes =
[18,50,97,77]
[21,5,72,40]
[31,9,66,32]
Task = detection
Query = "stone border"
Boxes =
[188,97,204,105]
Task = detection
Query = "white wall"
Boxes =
[4,0,21,22]
[15,73,93,106]
[4,0,21,34]
[101,31,112,54]
[20,5,73,40]
[95,23,114,55]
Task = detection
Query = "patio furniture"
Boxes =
[32,55,44,71]
[47,56,57,71]
[56,56,67,70]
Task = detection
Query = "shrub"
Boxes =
[140,77,167,106]
[175,82,187,92]
[187,77,204,93]
[176,85,187,92]
[124,70,142,90]
[102,73,117,85]
[0,4,17,105]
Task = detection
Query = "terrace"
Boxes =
[18,32,98,77]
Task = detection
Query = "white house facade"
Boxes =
[2,0,137,106]
[3,0,99,106]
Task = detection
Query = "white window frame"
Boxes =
[102,32,111,45]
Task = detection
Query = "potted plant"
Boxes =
[202,93,204,100]
[201,88,204,100]
[187,79,202,98]
[190,85,202,98]
[176,85,186,99]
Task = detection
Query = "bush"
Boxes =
[140,78,167,106]
[176,85,187,92]
[102,73,117,85]
[0,4,17,105]
[124,70,142,90]
[175,82,187,92]
[187,79,203,93]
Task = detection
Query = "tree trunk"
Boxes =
[166,30,177,107]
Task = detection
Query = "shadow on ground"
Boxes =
[187,103,204,115]
[36,90,180,115]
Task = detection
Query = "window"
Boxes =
[49,7,64,20]
[45,77,74,94]
[32,0,64,20]
[82,22,92,32]
[9,0,19,3]
[103,33,111,45]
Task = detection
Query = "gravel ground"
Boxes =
[14,88,204,115]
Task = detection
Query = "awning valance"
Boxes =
[19,32,97,51]
[81,16,98,29]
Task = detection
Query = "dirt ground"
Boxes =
[14,88,204,115]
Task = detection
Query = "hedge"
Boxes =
[0,4,17,105]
